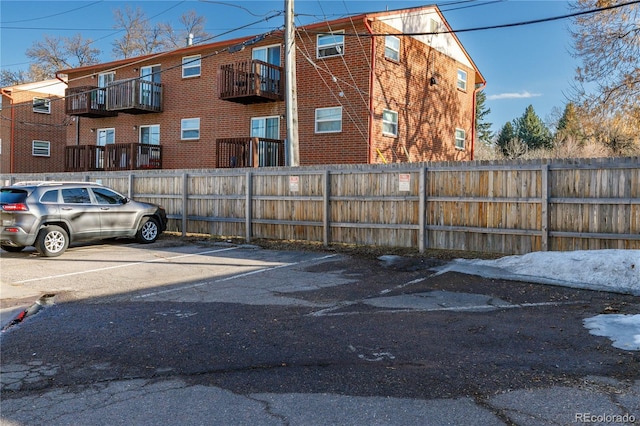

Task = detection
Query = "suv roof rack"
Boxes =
[12,181,104,187]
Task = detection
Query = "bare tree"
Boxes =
[112,6,163,58]
[569,0,640,118]
[25,34,100,79]
[159,10,212,49]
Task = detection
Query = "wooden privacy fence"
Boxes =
[2,157,639,254]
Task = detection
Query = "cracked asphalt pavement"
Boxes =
[1,237,639,425]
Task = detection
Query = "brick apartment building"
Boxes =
[58,4,485,172]
[0,80,68,173]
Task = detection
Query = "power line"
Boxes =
[310,0,640,37]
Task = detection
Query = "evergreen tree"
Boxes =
[556,102,582,143]
[496,121,515,156]
[515,105,552,150]
[475,90,493,145]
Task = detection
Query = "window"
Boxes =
[385,36,400,61]
[181,118,200,140]
[97,128,115,146]
[62,188,91,204]
[140,125,160,145]
[317,31,344,58]
[455,128,466,150]
[41,190,59,203]
[32,140,50,157]
[33,98,50,114]
[457,69,467,91]
[92,187,125,205]
[251,116,280,139]
[382,109,398,137]
[182,55,201,78]
[315,107,342,133]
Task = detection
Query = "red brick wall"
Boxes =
[369,20,476,164]
[64,15,478,170]
[0,90,67,174]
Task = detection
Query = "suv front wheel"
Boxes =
[136,217,160,243]
[36,225,69,257]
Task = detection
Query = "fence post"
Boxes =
[127,173,134,198]
[419,166,427,252]
[245,170,253,243]
[182,172,188,237]
[323,169,330,247]
[541,164,550,251]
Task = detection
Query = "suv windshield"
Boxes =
[0,188,29,204]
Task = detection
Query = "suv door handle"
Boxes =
[61,207,73,210]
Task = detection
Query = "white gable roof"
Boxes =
[375,8,474,69]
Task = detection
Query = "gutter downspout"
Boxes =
[364,17,375,164]
[471,81,486,161]
[1,89,15,173]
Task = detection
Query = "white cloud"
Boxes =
[487,91,542,100]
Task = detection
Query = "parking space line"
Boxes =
[12,247,241,284]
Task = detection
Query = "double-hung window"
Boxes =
[382,109,398,137]
[33,98,50,114]
[455,128,466,150]
[181,118,200,140]
[32,140,50,157]
[385,36,400,62]
[182,55,201,78]
[315,107,342,133]
[317,31,344,58]
[457,69,467,91]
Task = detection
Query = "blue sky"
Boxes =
[0,0,579,134]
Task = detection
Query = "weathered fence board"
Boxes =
[2,158,638,255]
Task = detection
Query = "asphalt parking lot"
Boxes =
[1,236,639,425]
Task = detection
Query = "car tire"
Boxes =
[1,244,25,253]
[35,225,69,257]
[136,217,159,243]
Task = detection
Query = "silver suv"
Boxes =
[0,181,167,257]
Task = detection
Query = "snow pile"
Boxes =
[435,249,640,296]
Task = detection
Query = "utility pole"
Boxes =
[284,0,299,166]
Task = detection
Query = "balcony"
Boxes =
[65,86,118,118]
[216,137,285,168]
[219,60,284,104]
[106,79,163,114]
[65,143,162,172]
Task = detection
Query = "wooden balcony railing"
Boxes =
[216,137,285,168]
[65,86,118,118]
[65,143,162,172]
[106,79,163,114]
[219,60,284,104]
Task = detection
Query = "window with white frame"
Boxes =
[140,125,160,145]
[181,118,200,140]
[182,55,201,78]
[315,107,342,133]
[385,35,400,61]
[32,140,50,157]
[317,31,344,58]
[33,98,50,114]
[455,128,466,150]
[251,116,280,139]
[382,109,398,137]
[457,69,467,91]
